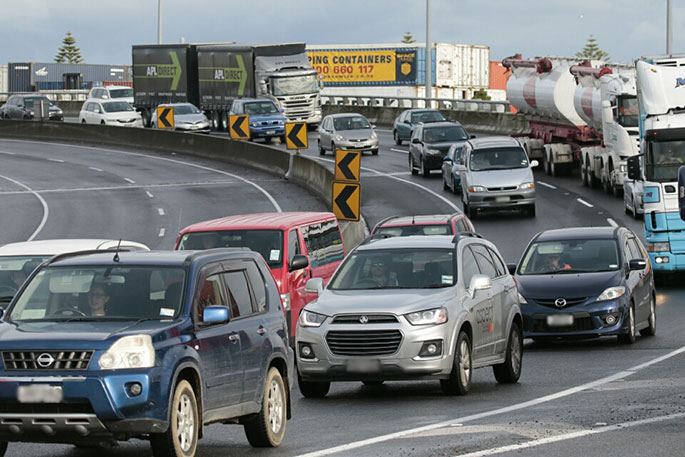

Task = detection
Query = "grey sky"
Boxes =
[0,0,679,65]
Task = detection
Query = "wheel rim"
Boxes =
[650,298,656,329]
[267,379,284,434]
[176,392,195,452]
[628,306,635,338]
[510,329,522,374]
[458,339,471,387]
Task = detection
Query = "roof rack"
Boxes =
[451,231,483,244]
[373,215,401,229]
[45,248,140,266]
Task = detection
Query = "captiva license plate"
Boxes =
[547,314,574,327]
[17,384,63,403]
[495,196,510,202]
[346,359,380,373]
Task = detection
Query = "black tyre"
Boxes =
[150,380,199,457]
[244,367,287,447]
[331,142,337,155]
[463,198,475,220]
[409,155,418,175]
[618,303,636,344]
[602,176,612,194]
[81,119,86,124]
[298,372,330,398]
[280,135,286,144]
[581,163,589,186]
[613,183,623,198]
[420,157,430,177]
[318,140,325,155]
[640,295,656,337]
[443,174,449,190]
[394,130,402,145]
[372,149,379,155]
[493,323,523,384]
[441,331,472,395]
[100,120,105,125]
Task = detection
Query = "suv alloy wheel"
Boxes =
[150,380,199,457]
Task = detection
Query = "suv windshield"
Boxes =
[334,116,371,131]
[0,256,48,302]
[470,147,529,171]
[8,266,186,321]
[244,101,279,115]
[174,104,201,115]
[109,88,134,99]
[423,126,468,143]
[102,101,133,113]
[411,110,446,124]
[519,239,619,275]
[329,248,455,290]
[177,230,284,268]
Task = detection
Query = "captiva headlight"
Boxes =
[298,310,327,327]
[468,186,486,193]
[404,307,448,326]
[597,286,626,302]
[518,182,535,189]
[99,335,155,370]
[518,292,528,304]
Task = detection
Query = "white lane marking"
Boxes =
[0,180,264,195]
[454,412,685,457]
[124,178,136,184]
[377,128,393,133]
[316,157,460,212]
[537,181,557,189]
[48,158,64,163]
[294,345,685,457]
[158,208,165,216]
[0,139,282,212]
[89,166,103,172]
[390,148,409,154]
[607,218,618,227]
[0,150,16,155]
[146,191,154,198]
[158,228,166,237]
[0,174,49,241]
[577,198,594,208]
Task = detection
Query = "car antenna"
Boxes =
[412,214,415,225]
[113,239,122,263]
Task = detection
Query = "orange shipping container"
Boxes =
[489,61,510,90]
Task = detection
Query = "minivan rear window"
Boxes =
[177,230,284,268]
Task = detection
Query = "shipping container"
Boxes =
[0,66,7,93]
[434,43,489,89]
[489,61,510,90]
[8,62,131,92]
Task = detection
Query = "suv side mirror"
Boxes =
[470,135,476,139]
[468,274,492,298]
[202,305,229,324]
[629,259,647,271]
[443,156,452,163]
[305,277,324,295]
[289,254,309,272]
[507,263,517,275]
[411,138,422,144]
[627,155,641,180]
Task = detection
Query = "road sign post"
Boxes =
[156,106,175,129]
[334,150,361,182]
[333,149,362,221]
[229,114,249,140]
[285,122,308,152]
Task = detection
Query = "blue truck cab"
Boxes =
[229,98,286,143]
[0,248,293,457]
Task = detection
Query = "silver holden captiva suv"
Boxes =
[296,233,523,397]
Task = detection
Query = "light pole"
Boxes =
[667,0,673,55]
[425,0,431,106]
[157,0,162,44]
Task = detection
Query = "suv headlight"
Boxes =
[404,307,448,326]
[518,182,535,189]
[596,286,625,302]
[99,335,155,370]
[468,186,486,193]
[647,242,670,252]
[298,310,327,327]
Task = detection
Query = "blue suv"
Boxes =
[230,98,286,143]
[0,248,293,456]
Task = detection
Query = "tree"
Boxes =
[402,32,416,44]
[55,32,84,64]
[472,88,491,101]
[575,35,609,62]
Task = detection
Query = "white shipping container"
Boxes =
[435,43,490,89]
[0,66,7,93]
[486,89,507,101]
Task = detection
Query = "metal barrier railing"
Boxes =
[0,91,90,103]
[320,95,511,113]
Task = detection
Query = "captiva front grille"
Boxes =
[326,330,402,356]
[332,314,398,324]
[2,351,94,371]
[532,297,588,309]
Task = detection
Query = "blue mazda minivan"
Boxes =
[0,248,293,457]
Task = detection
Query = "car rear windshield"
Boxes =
[470,147,529,171]
[423,126,468,143]
[411,110,446,124]
[375,224,451,237]
[174,104,201,115]
[8,266,187,322]
[244,102,279,115]
[102,101,133,113]
[334,116,371,131]
[519,239,620,275]
[109,88,134,99]
[329,249,455,290]
[177,230,284,268]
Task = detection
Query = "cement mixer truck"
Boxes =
[503,56,639,199]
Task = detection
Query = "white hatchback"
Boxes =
[79,100,142,127]
[87,86,134,105]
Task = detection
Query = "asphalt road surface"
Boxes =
[1,129,683,457]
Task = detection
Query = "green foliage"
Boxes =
[472,88,491,100]
[55,32,84,64]
[575,35,609,62]
[402,32,416,44]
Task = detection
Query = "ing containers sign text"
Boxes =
[307,49,417,85]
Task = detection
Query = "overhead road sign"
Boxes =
[156,106,174,129]
[332,181,361,221]
[229,114,249,140]
[335,150,361,182]
[285,122,308,150]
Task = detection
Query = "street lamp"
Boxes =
[157,0,162,44]
[425,0,431,106]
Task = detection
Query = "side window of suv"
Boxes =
[245,261,267,313]
[462,246,479,287]
[195,273,227,322]
[486,247,507,277]
[471,244,498,278]
[223,270,255,318]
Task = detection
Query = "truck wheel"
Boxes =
[581,163,589,186]
[298,372,330,398]
[142,110,152,128]
[220,112,229,132]
[150,380,199,457]
[612,182,623,198]
[602,176,612,194]
[244,367,287,447]
[543,155,550,175]
[588,168,599,188]
[440,330,471,395]
[493,322,523,384]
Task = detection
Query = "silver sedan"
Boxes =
[151,103,211,134]
[317,113,379,155]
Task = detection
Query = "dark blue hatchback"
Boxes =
[0,249,293,457]
[514,227,656,343]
